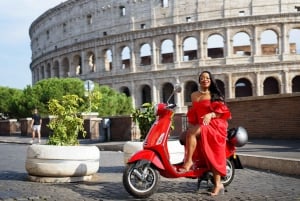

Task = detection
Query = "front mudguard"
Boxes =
[127,149,165,170]
[230,154,243,169]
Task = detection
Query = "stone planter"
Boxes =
[123,140,185,164]
[25,145,100,183]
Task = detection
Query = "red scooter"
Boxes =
[123,84,248,198]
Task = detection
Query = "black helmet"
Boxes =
[228,126,248,147]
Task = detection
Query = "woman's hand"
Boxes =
[202,112,215,125]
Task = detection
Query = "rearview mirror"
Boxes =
[174,83,182,93]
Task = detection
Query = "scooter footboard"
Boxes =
[127,150,165,170]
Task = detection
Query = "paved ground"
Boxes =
[0,135,299,201]
[0,143,299,201]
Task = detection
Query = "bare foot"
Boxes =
[211,184,224,196]
[178,161,193,172]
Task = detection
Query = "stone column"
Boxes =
[152,79,158,104]
[111,45,119,73]
[81,112,101,140]
[225,28,231,57]
[152,39,158,70]
[281,23,290,59]
[255,72,261,96]
[227,73,234,99]
[0,119,18,136]
[130,41,136,73]
[20,118,32,137]
[81,51,86,74]
[283,70,290,93]
[254,26,261,56]
[199,31,205,59]
[174,34,181,66]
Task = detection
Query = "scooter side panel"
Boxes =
[127,150,165,170]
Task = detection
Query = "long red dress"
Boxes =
[187,99,231,176]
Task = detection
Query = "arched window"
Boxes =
[121,46,131,69]
[207,34,224,58]
[53,60,59,77]
[161,39,174,63]
[261,30,278,55]
[46,63,51,78]
[184,81,198,102]
[292,75,300,92]
[289,29,300,54]
[40,65,44,79]
[235,78,252,97]
[162,83,174,103]
[104,49,112,71]
[183,37,198,61]
[141,85,152,104]
[140,44,152,66]
[233,32,251,56]
[216,79,225,97]
[263,77,279,95]
[74,55,82,75]
[62,57,69,77]
[120,86,131,97]
[87,52,96,72]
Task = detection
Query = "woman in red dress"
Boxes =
[180,71,231,196]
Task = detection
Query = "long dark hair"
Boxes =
[199,71,225,103]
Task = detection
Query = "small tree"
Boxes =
[132,103,156,140]
[47,94,86,146]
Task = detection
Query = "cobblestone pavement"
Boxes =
[0,143,299,201]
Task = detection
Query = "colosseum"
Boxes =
[29,0,300,115]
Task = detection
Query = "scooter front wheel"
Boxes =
[123,160,160,198]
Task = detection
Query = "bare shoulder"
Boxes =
[191,91,201,101]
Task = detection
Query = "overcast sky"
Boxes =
[0,0,65,89]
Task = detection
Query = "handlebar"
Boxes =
[166,103,177,109]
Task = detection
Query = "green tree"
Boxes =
[97,85,132,116]
[0,87,23,118]
[1,78,132,119]
[16,78,85,117]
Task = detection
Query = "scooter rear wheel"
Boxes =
[123,160,160,198]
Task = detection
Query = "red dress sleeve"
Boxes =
[210,101,231,120]
[187,107,198,125]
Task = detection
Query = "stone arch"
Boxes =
[53,60,59,77]
[235,78,252,97]
[161,39,174,63]
[263,77,280,95]
[233,31,251,56]
[162,82,174,103]
[61,57,70,77]
[73,55,82,75]
[46,63,51,78]
[183,36,198,61]
[261,29,279,55]
[121,46,131,69]
[292,75,300,92]
[141,84,152,104]
[120,86,131,97]
[216,79,225,97]
[87,51,96,72]
[207,33,224,58]
[184,80,198,103]
[40,65,45,79]
[103,49,112,71]
[140,43,152,66]
[289,28,300,54]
